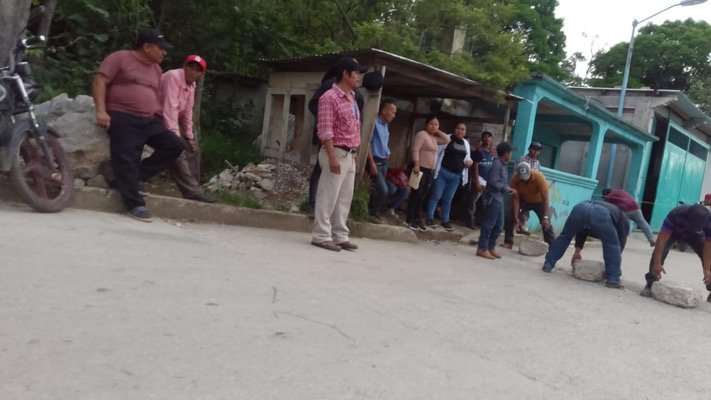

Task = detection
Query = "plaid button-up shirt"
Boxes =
[317,84,361,149]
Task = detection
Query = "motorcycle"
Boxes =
[0,7,74,212]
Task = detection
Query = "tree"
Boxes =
[0,0,31,67]
[589,19,711,98]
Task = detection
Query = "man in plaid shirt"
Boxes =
[311,57,368,252]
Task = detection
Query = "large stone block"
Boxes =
[572,260,605,282]
[35,94,110,180]
[518,238,547,256]
[651,281,702,309]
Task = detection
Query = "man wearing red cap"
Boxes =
[93,28,185,222]
[157,55,215,203]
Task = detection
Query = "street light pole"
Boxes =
[604,0,707,188]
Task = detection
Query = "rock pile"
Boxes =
[205,163,277,198]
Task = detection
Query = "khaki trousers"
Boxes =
[312,147,356,243]
[171,143,202,198]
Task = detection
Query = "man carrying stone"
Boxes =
[311,57,368,252]
[93,28,184,222]
[367,100,398,222]
[640,204,711,301]
[158,54,215,203]
[602,188,654,246]
[463,131,493,230]
[501,162,554,249]
[542,200,629,289]
[514,141,542,234]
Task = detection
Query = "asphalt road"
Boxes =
[1,203,710,400]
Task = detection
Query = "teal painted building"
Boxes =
[569,87,711,232]
[511,75,658,233]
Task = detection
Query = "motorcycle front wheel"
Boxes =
[8,129,74,212]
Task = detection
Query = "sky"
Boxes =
[555,0,711,77]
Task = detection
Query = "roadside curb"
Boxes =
[0,182,422,244]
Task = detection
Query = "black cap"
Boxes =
[496,142,512,156]
[529,141,542,149]
[333,57,368,76]
[135,28,173,49]
[362,71,384,91]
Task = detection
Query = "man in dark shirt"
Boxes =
[542,200,629,288]
[462,131,492,229]
[640,204,711,300]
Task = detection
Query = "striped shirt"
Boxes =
[317,84,361,149]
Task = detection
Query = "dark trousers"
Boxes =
[171,141,203,198]
[107,111,184,210]
[406,167,433,223]
[504,201,556,245]
[645,234,711,291]
[307,157,322,211]
[464,181,482,226]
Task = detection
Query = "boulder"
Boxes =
[74,178,86,187]
[259,178,275,192]
[35,94,110,180]
[572,260,605,282]
[518,238,548,257]
[651,281,703,308]
[244,172,262,182]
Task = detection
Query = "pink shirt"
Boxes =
[412,130,449,169]
[317,84,361,149]
[604,189,640,212]
[98,50,162,119]
[157,68,196,139]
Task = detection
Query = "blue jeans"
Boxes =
[544,202,622,283]
[427,168,461,222]
[389,184,409,211]
[368,159,389,215]
[478,195,504,252]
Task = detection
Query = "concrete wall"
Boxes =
[558,141,632,191]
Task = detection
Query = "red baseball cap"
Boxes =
[705,193,711,201]
[184,55,207,71]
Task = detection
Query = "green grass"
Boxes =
[208,190,263,209]
[349,179,371,222]
[200,129,262,181]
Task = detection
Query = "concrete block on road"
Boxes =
[518,238,547,257]
[572,260,605,282]
[651,280,703,309]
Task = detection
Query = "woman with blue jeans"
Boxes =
[426,123,472,231]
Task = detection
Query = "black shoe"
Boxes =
[425,218,437,228]
[407,221,419,231]
[441,221,455,232]
[371,215,383,224]
[542,264,553,273]
[185,193,216,203]
[605,281,624,289]
[416,220,427,232]
[466,223,478,230]
[128,206,152,223]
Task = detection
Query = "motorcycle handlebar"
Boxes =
[20,35,46,48]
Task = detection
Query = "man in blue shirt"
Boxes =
[367,101,403,222]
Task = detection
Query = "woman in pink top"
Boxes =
[406,115,450,231]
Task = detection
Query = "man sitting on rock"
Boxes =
[640,204,711,301]
[602,188,653,247]
[93,28,184,222]
[158,55,215,203]
[541,200,629,289]
[501,162,554,249]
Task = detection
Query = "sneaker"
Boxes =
[542,264,553,273]
[128,206,152,223]
[649,240,656,247]
[407,221,419,231]
[138,182,148,197]
[640,286,652,297]
[441,221,455,232]
[425,219,438,228]
[416,221,427,232]
[386,208,398,218]
[371,215,383,224]
[605,281,624,289]
[185,193,217,203]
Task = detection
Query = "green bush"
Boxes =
[349,179,371,222]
